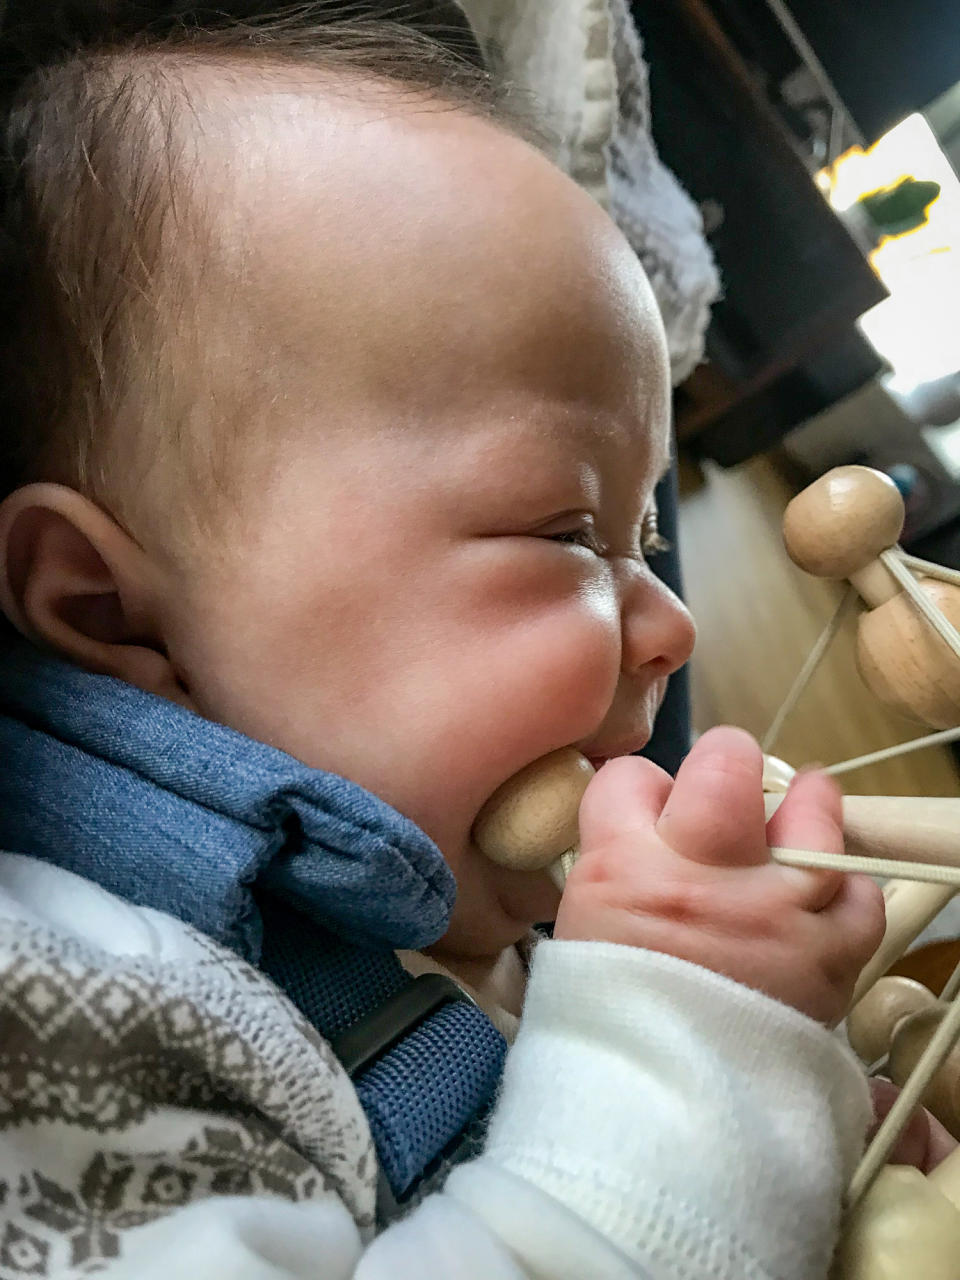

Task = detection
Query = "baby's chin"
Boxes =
[434,857,561,961]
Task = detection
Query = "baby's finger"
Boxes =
[815,872,887,974]
[767,771,846,911]
[775,864,847,913]
[867,1079,957,1172]
[767,769,844,857]
[578,755,673,851]
[867,1079,932,1169]
[655,726,768,866]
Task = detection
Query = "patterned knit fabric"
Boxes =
[0,636,507,1211]
[0,857,377,1276]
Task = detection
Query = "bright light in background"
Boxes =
[820,112,960,397]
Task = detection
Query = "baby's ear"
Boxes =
[0,484,195,708]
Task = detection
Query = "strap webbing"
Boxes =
[257,895,506,1202]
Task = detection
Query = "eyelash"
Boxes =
[548,512,667,557]
[548,526,609,555]
[641,509,669,555]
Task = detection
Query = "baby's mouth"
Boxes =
[581,734,651,770]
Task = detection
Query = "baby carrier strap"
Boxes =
[0,635,507,1223]
[259,895,507,1220]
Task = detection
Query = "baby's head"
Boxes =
[0,15,695,959]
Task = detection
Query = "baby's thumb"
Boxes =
[578,755,673,854]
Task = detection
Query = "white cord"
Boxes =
[881,547,960,663]
[941,954,960,1004]
[899,553,960,590]
[770,847,960,887]
[762,587,856,753]
[824,725,960,776]
[848,991,960,1208]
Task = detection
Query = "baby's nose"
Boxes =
[621,572,696,679]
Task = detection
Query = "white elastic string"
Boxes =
[770,847,960,887]
[881,547,960,663]
[761,586,856,753]
[823,725,960,776]
[941,954,960,1005]
[848,990,960,1208]
[899,552,960,590]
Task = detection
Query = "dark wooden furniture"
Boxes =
[634,0,889,464]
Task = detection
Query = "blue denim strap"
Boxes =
[0,635,455,957]
[0,637,507,1204]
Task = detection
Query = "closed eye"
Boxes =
[546,525,608,555]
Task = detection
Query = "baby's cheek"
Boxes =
[547,593,624,696]
[539,606,623,719]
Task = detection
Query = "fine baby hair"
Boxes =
[0,2,508,526]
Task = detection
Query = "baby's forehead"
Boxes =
[189,77,667,420]
[119,65,669,556]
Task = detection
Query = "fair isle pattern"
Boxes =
[0,1125,320,1273]
[0,917,376,1277]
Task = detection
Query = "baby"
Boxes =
[0,12,888,1279]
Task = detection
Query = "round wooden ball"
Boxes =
[836,1164,960,1280]
[888,1004,960,1139]
[857,578,960,728]
[782,466,905,579]
[846,975,937,1065]
[472,748,595,871]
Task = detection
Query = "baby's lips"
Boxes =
[577,731,653,765]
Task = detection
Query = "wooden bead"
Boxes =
[851,882,957,1010]
[846,976,937,1065]
[836,1162,960,1280]
[857,578,960,727]
[761,753,795,792]
[782,466,904,580]
[473,748,595,871]
[888,1005,960,1139]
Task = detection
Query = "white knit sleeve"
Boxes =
[160,931,870,1280]
[442,938,871,1280]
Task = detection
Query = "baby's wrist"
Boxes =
[554,908,837,1025]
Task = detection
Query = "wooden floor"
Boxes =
[678,454,960,798]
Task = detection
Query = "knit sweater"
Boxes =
[0,850,869,1279]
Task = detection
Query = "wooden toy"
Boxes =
[472,464,960,1276]
[779,467,960,1275]
[782,465,960,728]
[837,1148,960,1279]
[846,975,937,1067]
[886,1004,960,1140]
[473,747,594,886]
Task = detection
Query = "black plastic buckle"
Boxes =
[331,971,477,1080]
[330,972,481,1222]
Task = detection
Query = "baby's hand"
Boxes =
[555,726,886,1025]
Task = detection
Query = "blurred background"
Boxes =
[633,0,960,795]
